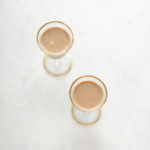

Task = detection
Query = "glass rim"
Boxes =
[69,75,108,112]
[36,21,74,58]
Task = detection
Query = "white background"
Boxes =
[0,0,150,149]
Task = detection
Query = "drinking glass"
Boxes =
[69,75,108,125]
[37,21,74,76]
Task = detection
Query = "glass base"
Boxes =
[71,106,101,126]
[43,54,72,76]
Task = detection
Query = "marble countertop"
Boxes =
[0,0,150,149]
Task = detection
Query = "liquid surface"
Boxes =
[73,81,104,111]
[40,27,70,53]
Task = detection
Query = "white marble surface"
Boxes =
[0,0,150,149]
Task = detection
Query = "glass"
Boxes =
[69,75,108,125]
[37,21,74,76]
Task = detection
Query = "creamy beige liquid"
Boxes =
[40,27,70,54]
[73,81,104,111]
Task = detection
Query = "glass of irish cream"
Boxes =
[37,21,74,76]
[69,75,108,125]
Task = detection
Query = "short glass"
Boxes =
[37,21,74,76]
[69,75,108,125]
